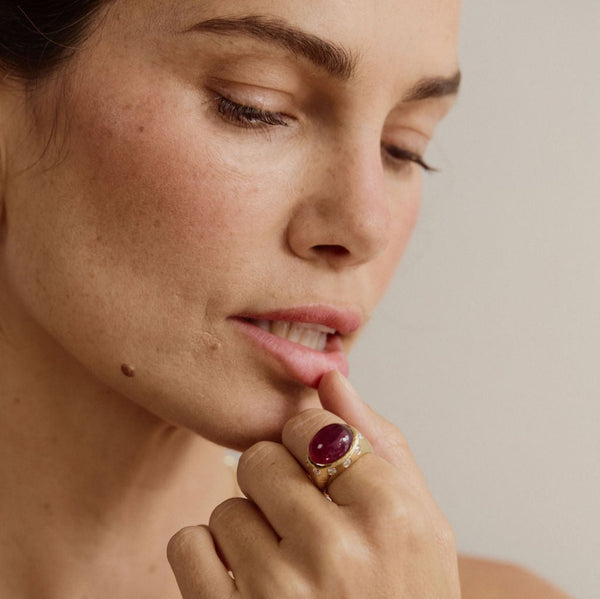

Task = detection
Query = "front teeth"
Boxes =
[251,320,335,351]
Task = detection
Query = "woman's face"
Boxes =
[1,0,460,448]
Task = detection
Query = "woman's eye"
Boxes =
[381,143,436,173]
[215,95,289,128]
[214,95,434,173]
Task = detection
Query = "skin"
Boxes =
[0,0,456,449]
[0,0,572,598]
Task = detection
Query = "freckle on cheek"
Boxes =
[121,364,136,378]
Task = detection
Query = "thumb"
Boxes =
[317,370,410,470]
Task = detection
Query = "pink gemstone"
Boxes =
[309,423,353,465]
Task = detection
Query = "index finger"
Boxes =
[318,370,414,470]
[281,371,429,498]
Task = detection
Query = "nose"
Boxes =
[286,138,391,269]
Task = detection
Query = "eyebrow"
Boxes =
[187,15,356,80]
[402,70,462,102]
[186,15,461,100]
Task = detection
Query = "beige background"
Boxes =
[350,3,599,598]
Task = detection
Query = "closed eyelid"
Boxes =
[215,95,290,128]
[381,144,437,173]
[208,88,435,172]
[205,77,297,115]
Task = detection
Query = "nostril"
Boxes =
[313,244,350,257]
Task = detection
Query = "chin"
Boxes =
[126,371,323,452]
[202,380,323,451]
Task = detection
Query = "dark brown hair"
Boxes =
[0,1,110,79]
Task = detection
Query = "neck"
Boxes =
[0,290,234,598]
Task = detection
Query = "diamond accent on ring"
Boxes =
[313,468,321,476]
[343,458,352,468]
[354,445,361,455]
[327,467,337,476]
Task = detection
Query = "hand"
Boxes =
[168,370,461,598]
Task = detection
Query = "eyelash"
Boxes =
[216,95,289,128]
[215,95,436,172]
[381,144,436,173]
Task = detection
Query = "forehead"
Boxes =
[116,0,461,89]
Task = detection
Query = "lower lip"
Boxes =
[230,318,349,389]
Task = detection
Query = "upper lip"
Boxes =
[234,304,363,336]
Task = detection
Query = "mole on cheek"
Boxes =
[121,364,136,378]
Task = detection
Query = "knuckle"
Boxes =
[311,520,348,552]
[383,495,413,527]
[405,507,434,543]
[434,518,457,554]
[337,535,369,566]
[208,496,246,529]
[388,505,456,557]
[372,496,431,546]
[237,441,290,495]
[271,566,314,599]
[379,428,411,456]
[311,525,366,571]
[238,440,279,476]
[355,463,407,512]
[166,525,203,563]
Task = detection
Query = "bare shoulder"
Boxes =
[458,555,572,599]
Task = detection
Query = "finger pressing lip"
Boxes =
[318,370,420,477]
[282,408,414,524]
[282,407,387,508]
[315,372,438,506]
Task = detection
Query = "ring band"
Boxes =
[306,423,372,491]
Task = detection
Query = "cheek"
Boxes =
[74,104,244,270]
[3,84,279,363]
[2,86,293,423]
[62,84,293,302]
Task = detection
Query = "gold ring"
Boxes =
[306,423,372,491]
